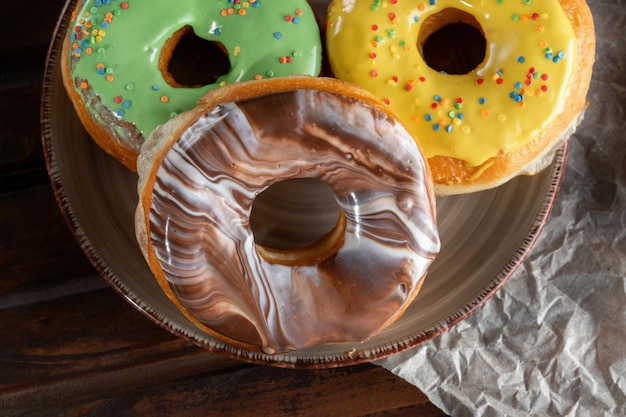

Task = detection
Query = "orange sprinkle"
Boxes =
[160,95,169,103]
[238,9,246,15]
[96,63,105,69]
[295,8,303,15]
[481,110,490,118]
[221,9,228,16]
[418,4,425,11]
[254,74,263,80]
[80,81,89,90]
[106,75,115,82]
[228,7,235,14]
[85,47,93,55]
[105,12,113,19]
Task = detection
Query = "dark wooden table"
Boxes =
[0,1,448,415]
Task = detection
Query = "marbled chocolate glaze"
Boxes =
[148,90,440,354]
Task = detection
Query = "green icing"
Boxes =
[68,0,322,145]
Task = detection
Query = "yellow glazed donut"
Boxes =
[135,77,440,354]
[326,0,595,194]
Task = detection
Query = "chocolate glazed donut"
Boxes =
[136,77,440,354]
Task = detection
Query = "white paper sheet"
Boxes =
[379,0,626,415]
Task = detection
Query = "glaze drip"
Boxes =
[148,90,440,353]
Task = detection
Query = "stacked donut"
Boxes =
[62,0,594,353]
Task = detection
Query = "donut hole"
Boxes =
[418,9,486,75]
[160,26,230,88]
[250,178,345,266]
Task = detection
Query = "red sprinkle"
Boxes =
[541,73,550,81]
[477,78,484,85]
[371,24,379,31]
[371,70,378,77]
[496,78,504,85]
[121,2,129,9]
[369,52,377,59]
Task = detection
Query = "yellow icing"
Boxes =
[326,0,577,166]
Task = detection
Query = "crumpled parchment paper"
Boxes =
[379,0,626,415]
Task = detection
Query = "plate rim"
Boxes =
[40,0,569,369]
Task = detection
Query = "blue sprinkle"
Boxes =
[95,0,102,6]
[433,123,441,131]
[75,48,83,55]
[273,32,282,39]
[293,17,300,24]
[557,51,566,58]
[97,67,105,75]
[433,95,441,102]
[446,125,453,133]
[152,85,161,91]
[253,0,260,6]
[116,109,124,117]
[509,91,517,99]
[479,97,486,105]
[514,82,523,90]
[429,0,436,4]
[496,69,503,76]
[553,56,560,63]
[103,0,110,4]
[102,21,109,28]
[123,100,132,108]
[517,56,525,63]
[414,16,419,23]
[545,52,553,59]
[424,114,433,122]
[457,113,465,120]
[214,28,221,35]
[81,40,89,47]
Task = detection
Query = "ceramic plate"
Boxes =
[41,0,566,368]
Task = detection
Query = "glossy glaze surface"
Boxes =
[326,0,577,166]
[147,89,440,354]
[65,0,322,151]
